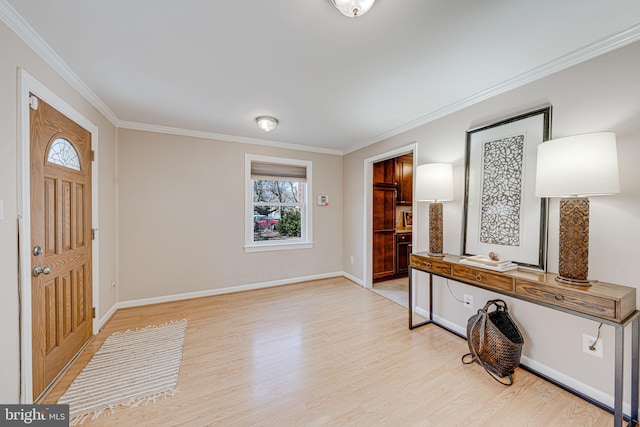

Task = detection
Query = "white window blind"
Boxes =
[251,161,307,181]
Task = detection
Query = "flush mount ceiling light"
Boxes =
[331,0,375,17]
[256,116,278,132]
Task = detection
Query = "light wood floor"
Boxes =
[42,277,615,426]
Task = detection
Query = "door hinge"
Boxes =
[91,150,95,161]
[91,229,97,240]
[29,95,39,110]
[92,307,96,319]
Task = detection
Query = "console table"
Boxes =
[408,252,639,427]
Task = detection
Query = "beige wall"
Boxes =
[0,21,118,402]
[117,129,343,302]
[343,40,640,405]
[3,4,640,410]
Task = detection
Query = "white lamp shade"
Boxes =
[415,163,454,202]
[332,0,375,17]
[535,132,620,197]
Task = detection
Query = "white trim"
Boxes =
[362,144,417,288]
[341,271,365,287]
[414,305,629,415]
[17,70,100,403]
[120,121,343,156]
[116,272,344,309]
[0,0,118,127]
[4,0,640,156]
[244,242,313,253]
[98,303,118,331]
[4,1,639,157]
[343,23,640,154]
[518,355,628,416]
[244,154,313,252]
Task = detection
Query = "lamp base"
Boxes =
[558,197,590,286]
[554,276,592,287]
[429,203,444,257]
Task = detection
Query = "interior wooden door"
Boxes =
[30,94,93,400]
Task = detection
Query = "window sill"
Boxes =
[244,241,313,253]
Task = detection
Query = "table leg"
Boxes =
[408,266,413,329]
[408,267,431,330]
[614,323,624,427]
[632,316,639,425]
[429,273,433,322]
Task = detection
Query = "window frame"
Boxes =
[244,154,313,252]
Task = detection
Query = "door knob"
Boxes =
[33,246,43,256]
[33,266,51,277]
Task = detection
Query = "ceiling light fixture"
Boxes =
[256,116,278,132]
[331,0,375,17]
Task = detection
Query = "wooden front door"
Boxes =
[30,94,93,400]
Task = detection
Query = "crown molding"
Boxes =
[3,0,639,156]
[344,23,640,154]
[0,0,342,155]
[118,121,344,155]
[0,0,120,126]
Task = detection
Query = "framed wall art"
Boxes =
[403,211,412,227]
[462,106,551,270]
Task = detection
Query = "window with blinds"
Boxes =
[245,155,313,251]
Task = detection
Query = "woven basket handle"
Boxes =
[461,299,514,386]
[483,299,507,313]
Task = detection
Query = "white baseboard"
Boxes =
[342,271,365,287]
[98,304,118,331]
[112,271,344,310]
[412,305,629,416]
[519,355,626,416]
[100,276,630,417]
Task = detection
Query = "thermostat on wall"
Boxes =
[317,195,329,206]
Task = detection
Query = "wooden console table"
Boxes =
[409,252,639,427]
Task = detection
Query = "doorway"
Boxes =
[364,145,416,307]
[29,94,94,400]
[18,70,100,403]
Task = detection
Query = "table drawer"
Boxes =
[516,280,617,320]
[410,255,451,275]
[452,264,514,292]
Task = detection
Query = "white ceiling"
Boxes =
[4,0,640,153]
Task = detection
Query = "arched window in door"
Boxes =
[47,138,81,171]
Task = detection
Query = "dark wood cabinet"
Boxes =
[372,185,396,281]
[372,154,413,282]
[396,232,412,276]
[373,158,396,186]
[395,155,413,206]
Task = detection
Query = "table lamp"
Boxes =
[415,163,454,257]
[535,132,620,285]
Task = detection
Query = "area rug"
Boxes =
[58,319,188,425]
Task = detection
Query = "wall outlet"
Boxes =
[582,334,604,358]
[350,256,355,265]
[463,294,473,309]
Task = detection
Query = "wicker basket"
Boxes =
[462,299,524,385]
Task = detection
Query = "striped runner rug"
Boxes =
[58,319,188,425]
